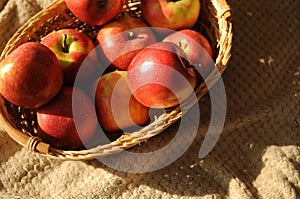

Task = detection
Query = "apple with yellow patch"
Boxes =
[141,0,200,30]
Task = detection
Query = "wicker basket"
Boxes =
[0,0,232,160]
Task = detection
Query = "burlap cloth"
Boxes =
[0,0,299,198]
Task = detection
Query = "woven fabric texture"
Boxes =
[0,0,299,198]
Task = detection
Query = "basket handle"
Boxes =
[213,0,232,19]
[0,97,50,154]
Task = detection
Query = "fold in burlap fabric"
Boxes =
[0,0,299,198]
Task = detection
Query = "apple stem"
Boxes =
[177,53,187,69]
[127,31,136,40]
[178,41,188,50]
[98,0,105,7]
[62,34,69,53]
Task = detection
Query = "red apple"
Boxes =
[37,87,97,150]
[163,29,214,79]
[0,42,63,108]
[96,17,157,71]
[141,0,200,30]
[127,42,198,108]
[95,70,150,132]
[65,0,124,26]
[41,29,96,86]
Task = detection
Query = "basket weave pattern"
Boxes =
[0,0,232,160]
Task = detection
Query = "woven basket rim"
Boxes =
[0,0,233,160]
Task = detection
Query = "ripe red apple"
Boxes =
[127,42,198,108]
[141,0,200,30]
[65,0,124,26]
[96,17,157,71]
[41,29,96,86]
[0,42,63,108]
[37,87,97,150]
[95,70,150,132]
[163,29,214,79]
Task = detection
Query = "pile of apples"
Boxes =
[0,0,214,150]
